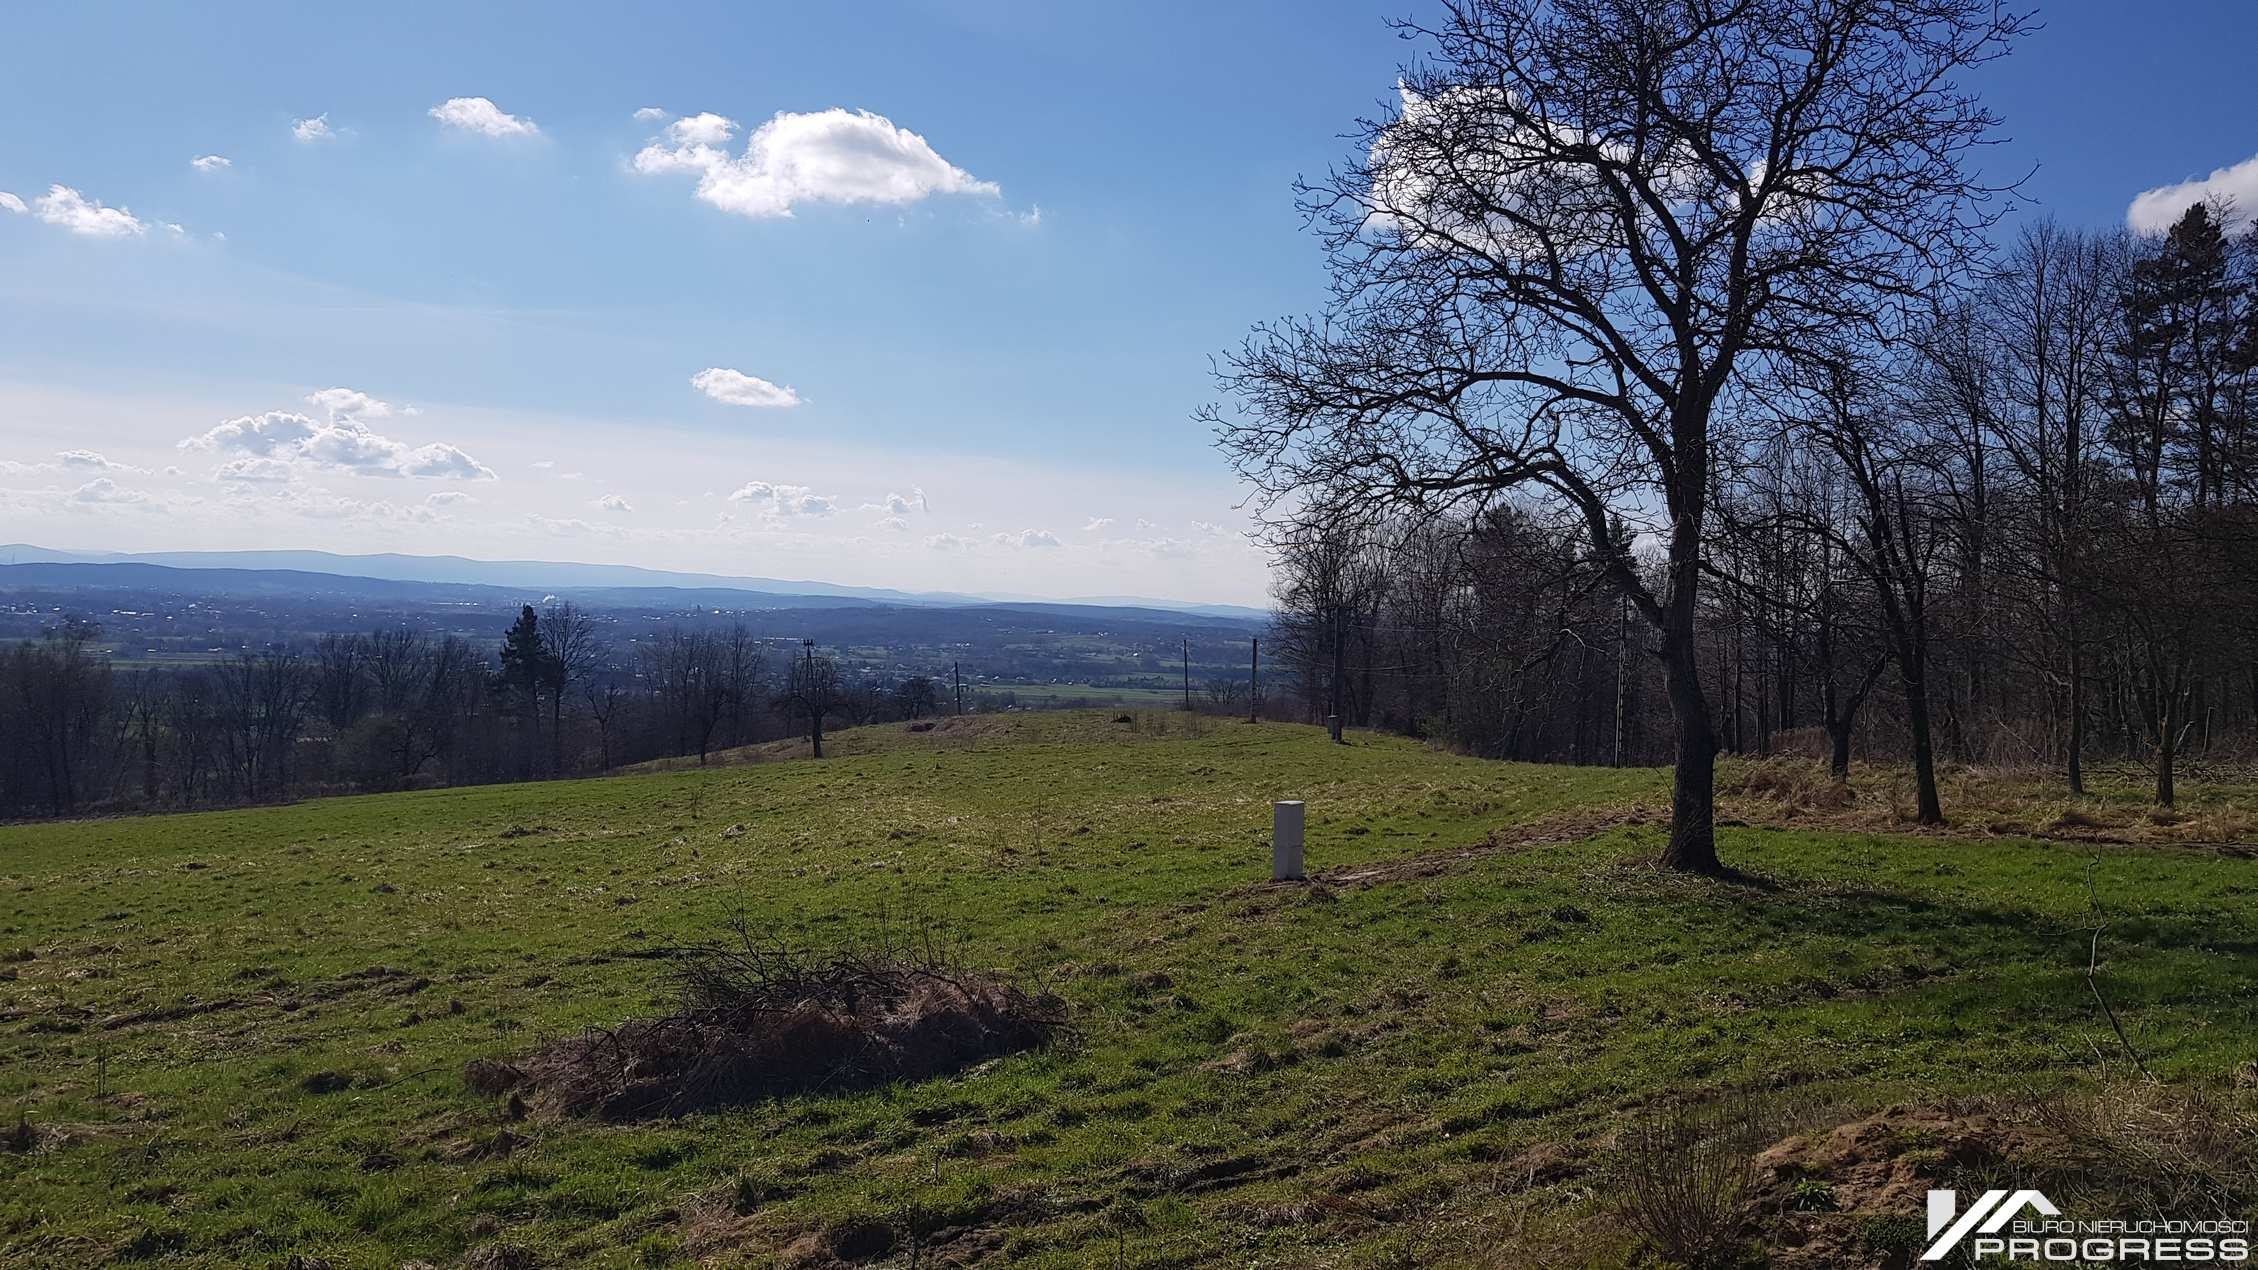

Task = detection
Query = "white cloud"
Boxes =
[530,459,557,470]
[596,493,634,513]
[0,191,24,215]
[2129,151,2258,233]
[875,515,909,533]
[692,367,802,408]
[727,480,835,517]
[633,106,668,123]
[214,456,295,483]
[395,443,496,479]
[633,107,998,219]
[184,410,320,456]
[31,185,145,238]
[925,532,974,551]
[425,490,475,507]
[525,513,622,538]
[429,97,542,140]
[291,114,335,143]
[1082,516,1115,532]
[864,488,927,515]
[190,154,232,173]
[70,477,149,504]
[181,392,496,481]
[664,112,737,147]
[306,386,395,420]
[56,449,136,472]
[994,528,1062,549]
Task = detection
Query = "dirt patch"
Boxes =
[1751,1104,2069,1268]
[477,939,1066,1120]
[1246,807,1657,892]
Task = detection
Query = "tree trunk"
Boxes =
[1827,721,1853,782]
[2065,630,2087,795]
[1657,609,1721,873]
[1905,665,1945,825]
[2156,725,2175,808]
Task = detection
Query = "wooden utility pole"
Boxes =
[803,639,823,759]
[1328,607,1346,742]
[1614,589,1627,767]
[1249,637,1259,723]
[953,661,963,715]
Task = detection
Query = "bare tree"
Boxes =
[784,642,842,759]
[1209,0,2023,869]
[540,602,602,774]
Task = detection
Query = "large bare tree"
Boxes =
[1208,0,2023,870]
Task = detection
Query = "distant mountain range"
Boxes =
[0,544,1271,623]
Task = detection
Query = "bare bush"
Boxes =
[1617,1091,1821,1266]
[2028,1075,2258,1219]
[478,917,1067,1120]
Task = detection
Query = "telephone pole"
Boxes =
[1613,589,1627,767]
[953,661,963,715]
[1181,637,1191,710]
[1248,636,1259,723]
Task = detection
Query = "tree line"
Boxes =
[1212,0,2258,871]
[0,604,954,819]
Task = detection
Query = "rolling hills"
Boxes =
[3,714,2254,1267]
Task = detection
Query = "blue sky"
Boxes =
[4,0,2256,605]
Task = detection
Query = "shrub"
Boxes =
[479,917,1068,1120]
[1615,1092,1815,1267]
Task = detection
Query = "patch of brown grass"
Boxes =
[1715,755,2258,850]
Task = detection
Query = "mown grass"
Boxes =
[3,711,2255,1267]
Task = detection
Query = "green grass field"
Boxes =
[4,712,2255,1267]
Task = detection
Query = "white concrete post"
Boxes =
[1272,800,1305,881]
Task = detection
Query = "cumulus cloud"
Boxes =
[56,449,136,472]
[70,477,149,504]
[864,489,927,515]
[291,114,335,143]
[727,480,835,516]
[1082,516,1115,533]
[633,106,668,123]
[596,493,634,513]
[184,410,320,456]
[924,532,974,551]
[633,107,998,219]
[30,185,145,238]
[424,490,475,507]
[0,191,24,215]
[214,456,295,483]
[190,154,231,173]
[875,515,909,533]
[180,389,495,481]
[993,528,1062,549]
[306,386,396,419]
[2129,151,2258,233]
[430,97,542,139]
[692,367,802,408]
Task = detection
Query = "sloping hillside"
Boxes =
[4,713,2254,1266]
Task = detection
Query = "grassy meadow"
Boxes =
[4,712,2256,1267]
